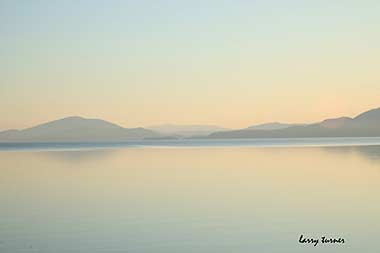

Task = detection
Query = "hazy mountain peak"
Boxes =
[0,116,159,142]
[319,117,352,129]
[24,116,123,131]
[354,108,380,121]
[62,116,85,120]
[147,124,229,137]
[247,122,303,130]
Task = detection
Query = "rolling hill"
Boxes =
[0,116,159,142]
[207,108,380,139]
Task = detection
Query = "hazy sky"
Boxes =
[1,0,379,130]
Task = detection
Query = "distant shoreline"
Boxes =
[1,137,380,151]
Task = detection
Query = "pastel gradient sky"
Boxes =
[1,0,379,130]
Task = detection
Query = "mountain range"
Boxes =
[207,108,380,138]
[146,124,229,137]
[0,107,379,142]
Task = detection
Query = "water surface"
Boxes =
[0,143,379,252]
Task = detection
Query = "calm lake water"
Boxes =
[1,139,380,252]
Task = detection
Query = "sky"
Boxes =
[1,0,379,130]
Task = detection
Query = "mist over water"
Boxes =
[1,143,379,252]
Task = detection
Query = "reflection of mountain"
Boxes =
[353,145,380,162]
[39,149,118,164]
[0,116,159,142]
[208,108,380,139]
[321,145,380,163]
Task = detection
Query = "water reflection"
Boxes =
[37,149,118,164]
[34,144,380,165]
[320,145,380,163]
[350,145,380,162]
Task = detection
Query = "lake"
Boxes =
[1,139,379,252]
